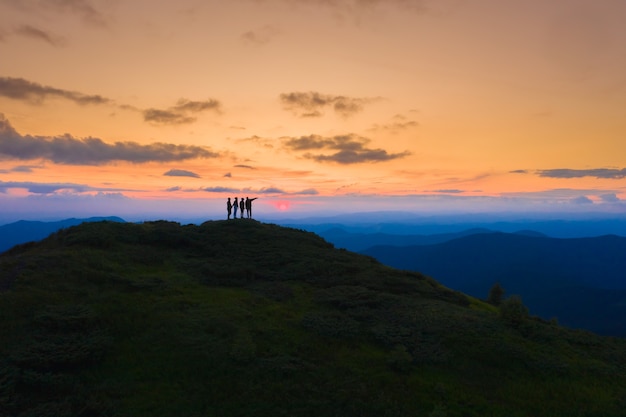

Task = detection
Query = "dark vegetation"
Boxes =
[1,220,626,416]
[362,232,626,336]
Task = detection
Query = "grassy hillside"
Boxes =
[1,220,625,417]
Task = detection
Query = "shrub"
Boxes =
[301,311,361,339]
[386,344,413,372]
[499,295,529,327]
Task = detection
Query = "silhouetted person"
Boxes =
[227,197,233,219]
[239,197,245,218]
[246,197,258,218]
[233,197,238,219]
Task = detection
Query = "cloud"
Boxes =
[172,98,221,113]
[212,187,288,195]
[0,113,220,165]
[0,180,105,194]
[571,196,594,204]
[234,164,256,169]
[283,134,410,164]
[280,91,380,118]
[368,119,419,134]
[432,189,464,194]
[537,168,626,179]
[143,98,221,125]
[297,188,319,195]
[234,135,272,146]
[43,0,108,27]
[168,185,317,196]
[241,25,280,46]
[257,187,286,194]
[0,165,37,174]
[142,109,196,125]
[203,186,240,193]
[600,193,621,203]
[258,0,430,15]
[501,188,618,200]
[510,169,529,174]
[0,77,221,126]
[163,169,201,178]
[0,77,111,105]
[0,0,109,28]
[14,25,65,46]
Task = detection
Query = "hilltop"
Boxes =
[1,220,626,417]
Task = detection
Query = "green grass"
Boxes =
[1,219,625,416]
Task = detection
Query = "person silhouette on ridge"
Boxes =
[239,197,245,218]
[233,197,238,219]
[227,197,233,220]
[245,196,258,219]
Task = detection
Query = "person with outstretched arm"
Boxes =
[245,197,258,219]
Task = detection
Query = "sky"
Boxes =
[1,0,626,223]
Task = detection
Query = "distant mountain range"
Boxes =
[0,217,125,253]
[281,215,626,238]
[362,232,626,336]
[314,227,546,252]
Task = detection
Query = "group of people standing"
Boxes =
[227,197,258,220]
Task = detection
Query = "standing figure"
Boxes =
[246,197,258,219]
[226,197,232,219]
[239,197,245,218]
[233,197,239,219]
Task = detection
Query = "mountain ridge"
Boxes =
[1,220,626,416]
[315,227,496,252]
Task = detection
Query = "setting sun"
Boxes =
[274,201,291,212]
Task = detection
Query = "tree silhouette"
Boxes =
[487,282,505,306]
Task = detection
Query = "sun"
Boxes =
[274,201,290,211]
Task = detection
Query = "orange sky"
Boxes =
[1,0,625,222]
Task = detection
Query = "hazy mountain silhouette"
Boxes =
[362,232,626,336]
[1,220,626,416]
[280,215,626,238]
[0,216,125,253]
[316,227,496,252]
